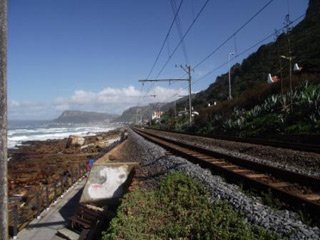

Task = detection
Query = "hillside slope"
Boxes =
[53,110,116,124]
[113,103,169,123]
[192,0,320,109]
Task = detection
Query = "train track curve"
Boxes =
[133,127,320,217]
[144,128,320,154]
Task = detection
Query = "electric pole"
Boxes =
[180,65,192,125]
[228,52,234,100]
[283,14,294,109]
[0,0,8,239]
[139,65,193,126]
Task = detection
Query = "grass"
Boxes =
[101,172,284,240]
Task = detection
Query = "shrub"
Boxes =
[192,81,320,136]
[101,172,282,240]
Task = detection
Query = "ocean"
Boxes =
[8,120,117,149]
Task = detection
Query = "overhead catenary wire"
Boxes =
[193,13,305,85]
[159,0,275,91]
[136,0,185,109]
[138,0,210,108]
[145,0,184,80]
[164,13,305,103]
[155,0,211,79]
[193,0,275,70]
[139,1,307,118]
[170,0,190,64]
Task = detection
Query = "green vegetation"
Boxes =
[101,172,283,240]
[152,1,320,138]
[154,82,320,138]
[190,0,320,108]
[194,82,320,137]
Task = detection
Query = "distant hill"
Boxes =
[53,110,117,124]
[113,103,170,123]
[191,0,320,110]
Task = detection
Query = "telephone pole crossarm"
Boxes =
[139,78,188,83]
[138,65,193,126]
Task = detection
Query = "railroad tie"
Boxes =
[244,173,268,179]
[209,160,227,165]
[300,194,320,201]
[200,157,216,161]
[232,169,252,174]
[222,165,238,169]
[269,182,291,188]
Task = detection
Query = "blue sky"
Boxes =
[8,0,309,120]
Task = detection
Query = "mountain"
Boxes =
[53,110,117,124]
[113,103,170,123]
[191,0,320,110]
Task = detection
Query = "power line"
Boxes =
[193,13,305,86]
[155,0,211,79]
[170,0,189,64]
[146,0,184,80]
[137,0,185,108]
[193,0,275,70]
[143,0,210,99]
[164,13,305,103]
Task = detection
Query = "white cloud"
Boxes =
[54,85,188,113]
[9,85,189,119]
[8,100,53,120]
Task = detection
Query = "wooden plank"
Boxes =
[79,229,90,240]
[269,182,291,188]
[200,157,216,161]
[57,228,80,240]
[69,216,91,229]
[209,160,226,165]
[301,194,320,201]
[232,169,252,173]
[223,165,237,169]
[245,173,268,179]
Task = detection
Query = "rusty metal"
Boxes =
[134,128,320,217]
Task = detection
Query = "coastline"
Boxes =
[7,127,123,235]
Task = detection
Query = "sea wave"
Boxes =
[8,125,116,149]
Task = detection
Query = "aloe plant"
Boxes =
[206,81,320,136]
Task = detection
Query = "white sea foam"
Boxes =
[8,125,116,149]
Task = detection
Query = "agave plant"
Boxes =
[280,95,290,114]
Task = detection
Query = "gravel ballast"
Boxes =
[126,129,320,240]
[145,129,320,178]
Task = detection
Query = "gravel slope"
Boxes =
[125,129,320,240]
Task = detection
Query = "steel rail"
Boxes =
[144,127,320,154]
[133,128,320,217]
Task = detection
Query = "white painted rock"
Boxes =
[66,135,86,148]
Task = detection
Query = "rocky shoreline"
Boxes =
[7,128,123,234]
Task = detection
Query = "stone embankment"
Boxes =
[125,129,320,240]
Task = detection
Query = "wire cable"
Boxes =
[193,0,275,70]
[193,13,305,85]
[164,13,305,103]
[170,0,190,64]
[145,0,184,80]
[155,0,211,79]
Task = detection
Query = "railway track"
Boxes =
[144,127,320,154]
[133,127,320,217]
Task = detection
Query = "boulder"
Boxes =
[66,135,86,148]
